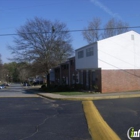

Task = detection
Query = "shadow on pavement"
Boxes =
[23,88,41,94]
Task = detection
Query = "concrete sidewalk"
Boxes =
[37,91,140,101]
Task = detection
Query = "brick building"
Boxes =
[75,30,140,93]
[50,57,78,86]
[50,31,140,93]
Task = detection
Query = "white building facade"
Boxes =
[75,31,140,93]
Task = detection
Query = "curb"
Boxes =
[37,93,140,139]
[82,101,121,140]
[37,93,98,101]
[37,93,140,101]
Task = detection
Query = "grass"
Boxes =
[52,91,96,95]
[36,85,100,95]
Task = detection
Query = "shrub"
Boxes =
[41,84,47,89]
[40,84,84,92]
[92,84,98,92]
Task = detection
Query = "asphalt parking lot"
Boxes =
[94,97,140,140]
[0,84,91,140]
[0,97,91,140]
[1,84,140,140]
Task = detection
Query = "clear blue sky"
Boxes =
[0,0,140,63]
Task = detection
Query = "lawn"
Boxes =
[52,91,93,95]
[37,85,99,95]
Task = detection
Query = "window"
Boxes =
[62,65,66,69]
[55,68,60,73]
[78,50,84,59]
[70,60,73,65]
[131,34,134,40]
[86,47,93,57]
[66,64,69,69]
[64,65,66,69]
[62,64,68,70]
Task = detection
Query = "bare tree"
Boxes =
[103,18,129,38]
[116,20,129,34]
[18,68,29,82]
[82,17,129,43]
[82,18,102,43]
[8,17,73,76]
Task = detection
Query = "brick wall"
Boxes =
[101,69,140,93]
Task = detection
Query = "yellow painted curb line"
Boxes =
[82,101,121,140]
[37,94,96,101]
[38,93,140,101]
